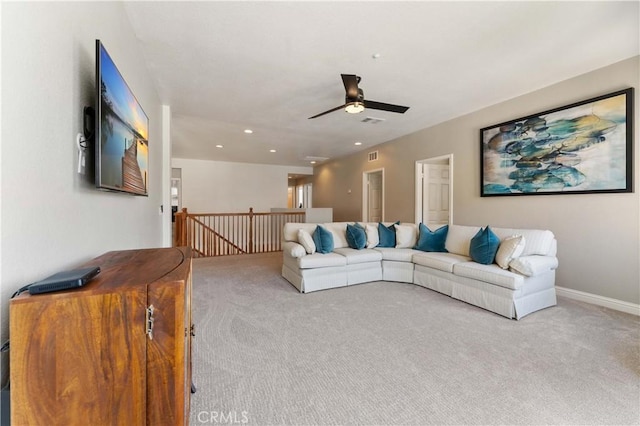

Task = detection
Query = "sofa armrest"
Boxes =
[283,241,306,258]
[509,255,558,277]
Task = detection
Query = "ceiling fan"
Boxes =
[309,74,410,119]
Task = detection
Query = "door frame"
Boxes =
[362,168,384,222]
[414,154,453,225]
[170,177,182,210]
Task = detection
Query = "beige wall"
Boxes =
[1,2,168,386]
[172,158,312,213]
[314,56,639,305]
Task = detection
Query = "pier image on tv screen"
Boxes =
[96,40,149,196]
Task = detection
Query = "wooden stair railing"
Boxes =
[174,208,305,258]
[190,216,246,256]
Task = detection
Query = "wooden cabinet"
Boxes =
[10,247,193,425]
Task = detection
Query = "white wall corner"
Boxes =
[162,105,172,247]
[556,286,640,316]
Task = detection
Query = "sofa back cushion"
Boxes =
[364,223,379,248]
[492,227,556,256]
[346,223,367,250]
[283,223,318,242]
[394,223,419,248]
[322,222,350,249]
[446,224,556,257]
[297,229,316,254]
[469,226,501,265]
[495,235,525,269]
[312,225,334,254]
[377,222,398,247]
[445,225,481,256]
[414,223,448,252]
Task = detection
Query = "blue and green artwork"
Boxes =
[481,89,632,196]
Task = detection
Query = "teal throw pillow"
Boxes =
[377,221,399,248]
[469,226,500,265]
[414,223,449,252]
[346,223,366,250]
[312,225,334,254]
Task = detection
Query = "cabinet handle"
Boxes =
[145,305,155,340]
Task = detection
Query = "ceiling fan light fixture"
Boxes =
[345,102,365,114]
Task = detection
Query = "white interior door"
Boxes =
[415,155,453,227]
[363,169,384,222]
[424,164,450,227]
[304,183,313,208]
[368,172,382,222]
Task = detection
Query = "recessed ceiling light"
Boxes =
[310,161,316,164]
[372,53,381,59]
[215,144,223,148]
[270,149,276,153]
[244,129,253,134]
[354,142,362,146]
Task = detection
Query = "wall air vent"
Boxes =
[361,116,386,124]
[368,151,379,162]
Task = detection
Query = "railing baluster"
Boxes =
[176,209,304,258]
[234,215,238,254]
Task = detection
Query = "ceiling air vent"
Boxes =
[304,156,329,162]
[361,116,386,124]
[368,151,379,162]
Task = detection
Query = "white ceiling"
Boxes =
[124,1,639,168]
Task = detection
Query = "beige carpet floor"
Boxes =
[189,252,639,425]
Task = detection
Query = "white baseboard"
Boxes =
[556,286,640,316]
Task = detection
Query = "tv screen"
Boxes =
[95,40,149,196]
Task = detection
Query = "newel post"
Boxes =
[248,207,254,254]
[175,208,188,247]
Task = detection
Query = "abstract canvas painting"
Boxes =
[481,88,633,196]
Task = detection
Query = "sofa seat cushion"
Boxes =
[333,248,383,265]
[374,247,422,262]
[297,252,347,269]
[509,255,559,277]
[453,262,524,290]
[412,252,471,273]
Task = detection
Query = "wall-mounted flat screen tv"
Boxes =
[95,40,149,196]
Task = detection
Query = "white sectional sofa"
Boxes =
[281,222,558,320]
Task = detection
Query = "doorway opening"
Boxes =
[287,174,313,208]
[415,154,453,228]
[171,168,182,247]
[362,169,384,222]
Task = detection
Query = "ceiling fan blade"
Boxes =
[308,104,347,119]
[364,100,410,114]
[341,74,359,99]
